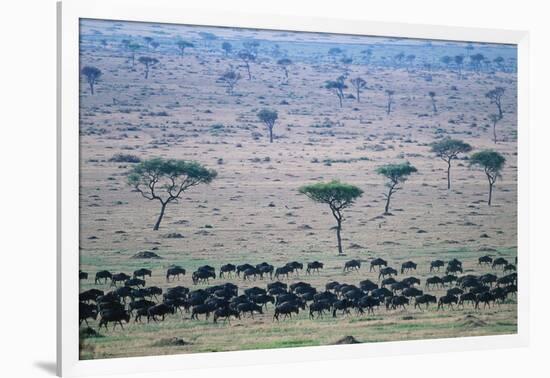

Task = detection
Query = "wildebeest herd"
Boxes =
[79,255,517,331]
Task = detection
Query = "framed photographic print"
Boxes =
[58,0,529,376]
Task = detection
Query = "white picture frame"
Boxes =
[57,0,530,376]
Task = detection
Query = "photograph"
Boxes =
[77,17,518,360]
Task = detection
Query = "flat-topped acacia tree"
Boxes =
[128,158,217,230]
[138,56,158,79]
[350,77,366,102]
[325,76,347,108]
[257,109,278,143]
[431,138,473,189]
[277,58,292,83]
[376,162,417,214]
[469,150,506,206]
[176,40,194,57]
[486,87,505,119]
[81,66,102,95]
[428,91,437,114]
[299,181,363,256]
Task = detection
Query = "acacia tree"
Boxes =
[431,139,472,189]
[428,91,437,114]
[376,162,417,214]
[350,77,366,102]
[469,150,506,206]
[238,51,255,80]
[81,66,102,95]
[489,114,500,144]
[176,40,194,57]
[128,158,217,230]
[325,76,347,108]
[440,56,452,70]
[470,53,485,72]
[486,87,505,119]
[277,58,292,83]
[454,55,464,79]
[219,68,241,95]
[299,181,363,256]
[127,43,141,67]
[138,56,159,79]
[385,89,395,115]
[257,109,278,143]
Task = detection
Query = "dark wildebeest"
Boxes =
[357,296,381,315]
[257,263,274,280]
[492,257,509,270]
[458,293,477,308]
[219,263,236,278]
[360,279,379,292]
[332,299,354,317]
[286,261,303,275]
[274,265,292,280]
[245,286,266,298]
[273,302,300,321]
[370,258,388,272]
[236,264,255,277]
[497,274,516,287]
[425,276,444,290]
[95,270,112,284]
[111,273,131,287]
[402,287,423,300]
[213,307,240,323]
[289,281,311,293]
[371,288,393,301]
[309,300,332,318]
[252,294,275,309]
[192,269,216,285]
[306,261,324,275]
[190,303,215,320]
[114,286,133,303]
[79,270,88,280]
[343,259,361,272]
[236,302,263,318]
[325,281,340,292]
[400,261,417,274]
[447,287,464,297]
[166,266,186,282]
[441,275,458,286]
[480,273,498,287]
[242,267,261,281]
[476,292,496,309]
[79,302,97,325]
[437,294,458,310]
[378,267,398,280]
[125,278,146,288]
[381,277,397,288]
[129,299,155,314]
[504,264,516,273]
[478,255,493,266]
[147,304,175,322]
[386,295,409,310]
[402,277,421,287]
[146,286,163,300]
[414,294,436,309]
[133,268,152,279]
[446,264,463,274]
[79,289,104,303]
[98,309,130,330]
[430,260,445,272]
[268,281,287,292]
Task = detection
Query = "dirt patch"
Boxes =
[460,315,487,327]
[152,337,190,347]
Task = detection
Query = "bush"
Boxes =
[109,153,141,163]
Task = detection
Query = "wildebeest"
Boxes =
[360,279,378,292]
[274,265,292,280]
[219,263,236,278]
[286,261,303,275]
[309,300,331,318]
[370,258,388,272]
[425,276,444,289]
[166,266,186,282]
[79,289,104,303]
[79,270,88,280]
[129,299,155,313]
[325,281,340,292]
[458,293,477,308]
[257,263,274,279]
[273,302,300,321]
[378,267,398,280]
[480,273,498,287]
[445,264,463,274]
[111,272,131,286]
[306,261,324,274]
[504,264,516,273]
[242,267,261,281]
[402,287,423,299]
[437,294,458,310]
[125,278,146,288]
[213,307,240,323]
[441,275,457,286]
[414,294,437,309]
[236,302,263,318]
[79,302,97,325]
[381,277,397,288]
[343,259,361,272]
[400,261,417,274]
[147,303,175,322]
[332,299,354,317]
[98,308,130,330]
[133,268,152,279]
[492,257,509,270]
[192,268,216,284]
[252,294,275,309]
[357,295,381,314]
[236,264,255,277]
[386,295,409,310]
[95,270,112,284]
[401,277,421,287]
[476,292,496,309]
[191,303,215,320]
[430,260,445,272]
[478,255,493,266]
